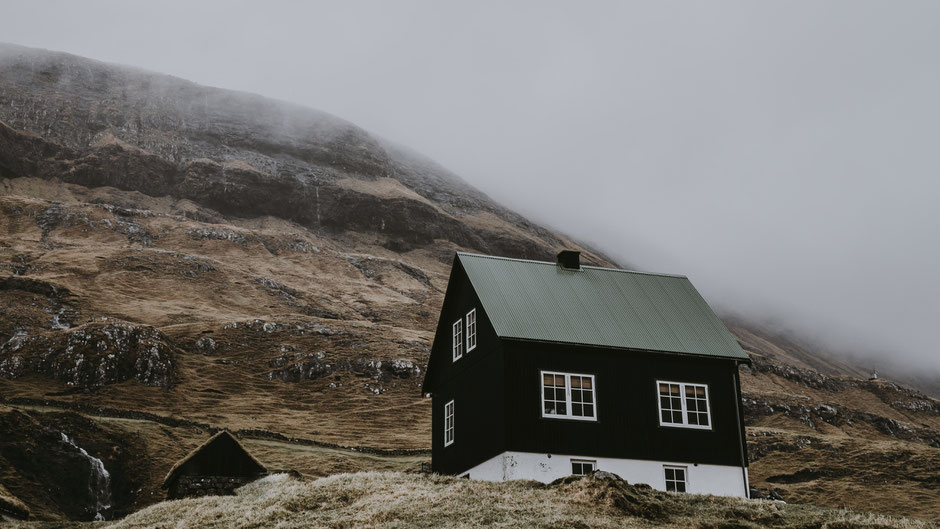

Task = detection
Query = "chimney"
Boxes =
[556,250,581,270]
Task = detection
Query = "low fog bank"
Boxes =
[529,213,940,384]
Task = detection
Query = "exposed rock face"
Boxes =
[0,321,177,389]
[749,356,940,416]
[742,397,940,448]
[0,43,581,261]
[267,352,421,383]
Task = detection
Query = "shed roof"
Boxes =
[161,430,267,489]
[457,252,748,361]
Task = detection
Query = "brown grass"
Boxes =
[100,472,940,529]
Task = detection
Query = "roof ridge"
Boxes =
[456,251,688,279]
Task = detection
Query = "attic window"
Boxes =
[657,381,711,429]
[452,320,463,361]
[466,309,477,352]
[541,371,597,421]
[664,465,687,492]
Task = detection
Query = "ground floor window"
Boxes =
[541,370,597,420]
[664,465,687,492]
[571,459,597,476]
[444,400,455,447]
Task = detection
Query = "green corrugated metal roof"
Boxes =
[457,252,748,361]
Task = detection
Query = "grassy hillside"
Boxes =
[9,472,937,529]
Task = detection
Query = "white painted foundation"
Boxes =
[461,451,748,498]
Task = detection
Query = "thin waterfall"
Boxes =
[60,433,112,521]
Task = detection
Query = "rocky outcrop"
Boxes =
[748,355,940,416]
[267,352,421,383]
[0,276,80,333]
[0,321,177,390]
[748,355,851,391]
[742,397,940,448]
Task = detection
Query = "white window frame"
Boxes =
[656,380,712,430]
[664,465,688,493]
[571,459,597,476]
[452,320,463,362]
[465,308,477,352]
[444,399,455,447]
[540,370,597,421]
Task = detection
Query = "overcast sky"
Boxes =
[4,1,939,376]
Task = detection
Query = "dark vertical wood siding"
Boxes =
[427,259,507,474]
[503,340,746,467]
[431,347,506,474]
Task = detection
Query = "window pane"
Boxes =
[659,383,669,394]
[572,403,583,416]
[666,481,676,492]
[665,468,674,480]
[582,377,592,390]
[661,410,671,422]
[583,404,593,417]
[682,384,709,427]
[571,377,582,389]
[573,461,596,475]
[544,374,553,385]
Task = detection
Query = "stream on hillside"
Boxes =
[60,433,112,520]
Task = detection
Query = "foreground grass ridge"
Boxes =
[101,472,936,529]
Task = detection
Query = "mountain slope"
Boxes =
[0,44,937,523]
[0,42,602,264]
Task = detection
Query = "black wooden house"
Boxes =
[421,251,751,497]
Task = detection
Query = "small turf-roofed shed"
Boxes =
[162,430,267,499]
